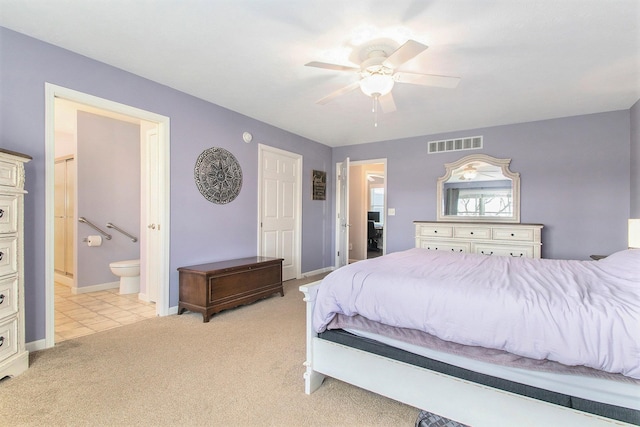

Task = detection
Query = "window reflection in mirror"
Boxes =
[437,154,520,223]
[444,161,512,217]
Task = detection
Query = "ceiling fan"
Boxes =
[305,39,460,117]
[458,164,498,180]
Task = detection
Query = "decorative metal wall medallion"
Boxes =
[194,147,243,204]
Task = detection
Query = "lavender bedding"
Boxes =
[313,248,640,379]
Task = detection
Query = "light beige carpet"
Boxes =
[1,276,418,426]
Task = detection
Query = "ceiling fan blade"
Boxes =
[378,92,397,113]
[383,40,428,69]
[316,81,361,105]
[394,71,461,89]
[305,61,360,72]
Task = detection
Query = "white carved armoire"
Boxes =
[0,149,31,379]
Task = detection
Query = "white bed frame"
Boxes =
[300,281,635,427]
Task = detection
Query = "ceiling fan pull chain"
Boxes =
[373,95,379,127]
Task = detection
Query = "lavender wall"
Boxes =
[77,112,141,287]
[333,111,632,260]
[631,99,640,217]
[1,26,636,345]
[0,27,333,343]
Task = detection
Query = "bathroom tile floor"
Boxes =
[55,282,156,342]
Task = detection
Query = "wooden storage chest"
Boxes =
[177,256,284,322]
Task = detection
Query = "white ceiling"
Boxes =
[1,0,638,147]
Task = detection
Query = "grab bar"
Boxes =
[106,222,138,243]
[78,217,112,240]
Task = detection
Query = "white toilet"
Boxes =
[109,259,140,294]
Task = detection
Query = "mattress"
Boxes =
[318,327,640,425]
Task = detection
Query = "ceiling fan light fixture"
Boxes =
[360,74,395,97]
[462,166,478,180]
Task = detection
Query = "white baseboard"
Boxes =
[300,266,333,278]
[54,272,74,287]
[72,281,119,294]
[26,338,47,352]
[168,305,179,315]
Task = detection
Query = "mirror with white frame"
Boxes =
[436,154,520,223]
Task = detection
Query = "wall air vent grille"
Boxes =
[427,136,483,154]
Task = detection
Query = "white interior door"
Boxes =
[143,127,160,303]
[258,145,301,281]
[337,157,350,268]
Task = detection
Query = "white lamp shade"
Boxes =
[360,74,394,97]
[629,219,640,248]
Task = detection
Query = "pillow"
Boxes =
[596,249,640,282]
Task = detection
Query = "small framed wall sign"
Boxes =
[312,170,326,200]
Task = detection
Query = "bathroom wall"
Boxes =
[77,111,141,288]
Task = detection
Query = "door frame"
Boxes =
[335,157,349,268]
[257,144,302,280]
[335,158,387,267]
[44,83,171,349]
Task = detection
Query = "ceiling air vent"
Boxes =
[428,136,483,154]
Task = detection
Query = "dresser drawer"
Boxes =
[0,160,20,188]
[0,195,18,234]
[492,227,536,241]
[454,226,491,240]
[0,236,17,278]
[474,244,534,258]
[418,240,470,253]
[0,277,17,320]
[0,316,18,362]
[416,224,453,238]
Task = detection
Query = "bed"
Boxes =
[299,247,640,426]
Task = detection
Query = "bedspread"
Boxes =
[312,248,640,378]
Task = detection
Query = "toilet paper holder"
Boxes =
[84,235,103,247]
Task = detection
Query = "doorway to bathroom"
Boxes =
[45,84,170,348]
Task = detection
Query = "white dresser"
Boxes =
[414,221,543,258]
[0,149,30,379]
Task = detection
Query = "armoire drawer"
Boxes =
[0,236,17,278]
[0,195,18,234]
[0,316,18,362]
[0,277,17,320]
[0,160,20,188]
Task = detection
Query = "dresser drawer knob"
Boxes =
[434,230,437,233]
[0,336,4,348]
[0,252,3,261]
[470,231,474,235]
[510,253,524,257]
[481,251,494,256]
[510,233,515,236]
[0,294,4,305]
[0,209,4,218]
